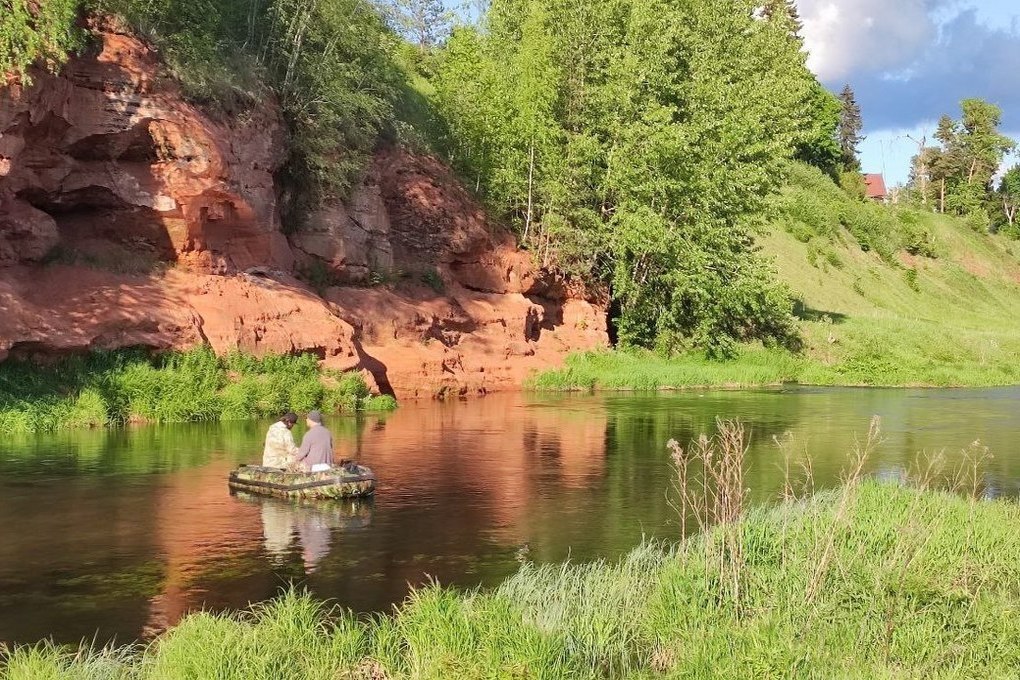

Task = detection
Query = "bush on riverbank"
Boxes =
[0,347,395,434]
[4,477,1020,678]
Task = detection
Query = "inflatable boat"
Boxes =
[228,463,376,499]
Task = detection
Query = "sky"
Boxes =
[796,0,1020,186]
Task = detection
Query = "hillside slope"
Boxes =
[764,164,1020,386]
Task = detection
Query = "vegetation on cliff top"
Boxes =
[4,464,1019,677]
[0,347,395,434]
[0,0,82,81]
[428,0,820,357]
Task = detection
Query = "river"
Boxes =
[1,387,1018,645]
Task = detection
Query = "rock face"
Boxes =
[0,23,607,397]
[321,148,607,397]
[0,20,291,273]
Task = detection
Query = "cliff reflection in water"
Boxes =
[129,395,603,640]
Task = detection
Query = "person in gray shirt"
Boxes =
[295,410,334,472]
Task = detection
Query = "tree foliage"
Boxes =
[837,84,863,172]
[0,0,82,82]
[910,100,1017,221]
[999,165,1020,230]
[431,0,819,355]
[382,0,451,48]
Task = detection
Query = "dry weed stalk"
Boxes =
[667,419,750,609]
[804,415,882,605]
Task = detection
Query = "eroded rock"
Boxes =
[0,22,607,397]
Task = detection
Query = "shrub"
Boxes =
[904,267,920,292]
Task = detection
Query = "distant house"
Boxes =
[863,173,888,202]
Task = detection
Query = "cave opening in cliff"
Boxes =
[18,185,177,273]
[607,297,622,347]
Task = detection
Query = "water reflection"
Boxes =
[235,494,373,572]
[2,387,1020,645]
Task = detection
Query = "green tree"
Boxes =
[383,0,451,48]
[794,82,841,177]
[0,0,82,82]
[761,0,802,35]
[837,84,863,171]
[957,99,1016,188]
[434,0,818,355]
[924,101,1016,216]
[1000,165,1020,229]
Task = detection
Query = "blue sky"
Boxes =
[797,0,1020,185]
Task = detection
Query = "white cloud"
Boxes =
[798,0,942,82]
[796,1,1020,186]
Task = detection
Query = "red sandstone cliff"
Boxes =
[0,24,607,398]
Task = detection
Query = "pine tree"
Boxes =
[837,84,863,171]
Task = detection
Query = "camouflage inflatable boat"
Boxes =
[228,463,376,499]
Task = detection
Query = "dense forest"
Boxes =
[2,0,1017,359]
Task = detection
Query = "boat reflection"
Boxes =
[232,492,373,572]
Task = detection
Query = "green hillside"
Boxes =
[537,165,1020,389]
[768,163,1020,385]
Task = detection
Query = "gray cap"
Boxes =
[307,410,323,424]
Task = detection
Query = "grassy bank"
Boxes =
[537,164,1020,391]
[4,476,1019,678]
[533,327,1020,390]
[0,347,395,434]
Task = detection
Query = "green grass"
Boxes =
[537,164,1020,391]
[530,347,805,391]
[0,347,395,434]
[5,479,1020,678]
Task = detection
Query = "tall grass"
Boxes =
[0,347,394,434]
[5,426,1020,678]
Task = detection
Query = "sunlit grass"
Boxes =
[537,186,1020,392]
[0,347,395,434]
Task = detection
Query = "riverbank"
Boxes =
[0,348,396,434]
[4,479,1018,678]
[531,321,1020,391]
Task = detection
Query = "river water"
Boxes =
[1,387,1019,645]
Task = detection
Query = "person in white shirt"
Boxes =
[262,412,299,468]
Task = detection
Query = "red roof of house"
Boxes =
[863,173,887,199]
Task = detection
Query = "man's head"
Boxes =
[306,410,323,427]
[281,412,298,429]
